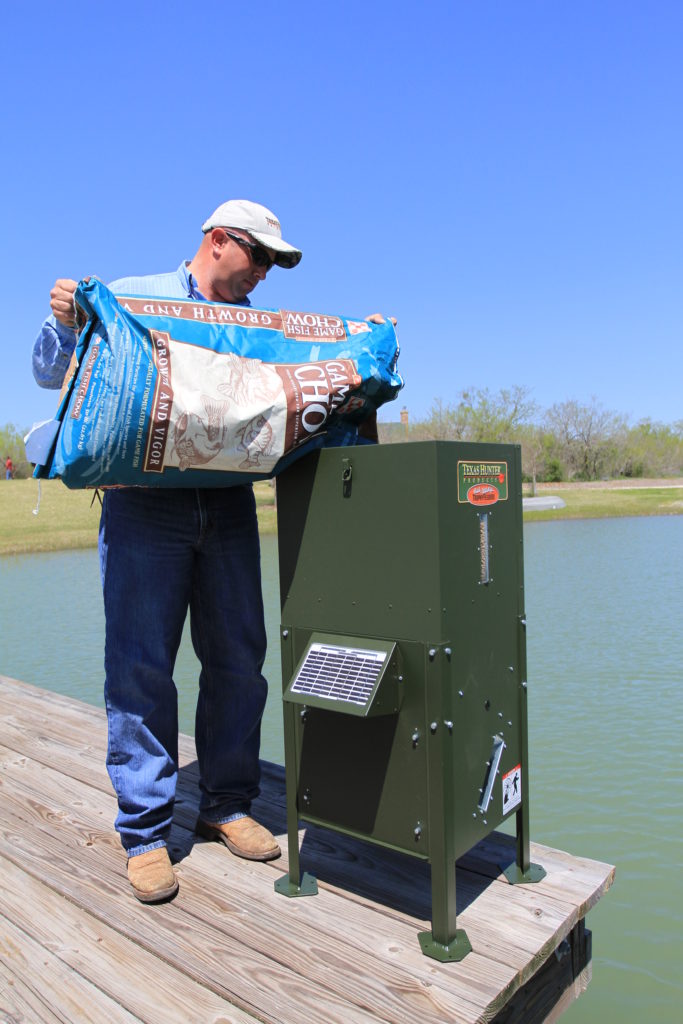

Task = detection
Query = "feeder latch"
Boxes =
[342,459,353,498]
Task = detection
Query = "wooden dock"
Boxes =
[0,674,614,1023]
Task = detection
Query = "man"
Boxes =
[32,201,304,903]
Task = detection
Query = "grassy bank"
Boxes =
[0,479,278,556]
[1,477,681,556]
[523,482,683,522]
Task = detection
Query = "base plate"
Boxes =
[418,929,472,962]
[274,872,319,898]
[501,861,547,885]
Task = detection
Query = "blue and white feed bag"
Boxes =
[32,278,403,488]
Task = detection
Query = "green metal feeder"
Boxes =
[274,440,545,961]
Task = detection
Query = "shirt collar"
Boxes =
[177,261,251,306]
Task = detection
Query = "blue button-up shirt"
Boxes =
[32,261,250,389]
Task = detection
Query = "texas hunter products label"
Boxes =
[457,460,508,505]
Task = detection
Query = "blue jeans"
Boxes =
[98,486,268,856]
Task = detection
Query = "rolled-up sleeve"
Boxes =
[32,316,77,389]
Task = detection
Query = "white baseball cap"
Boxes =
[202,199,302,268]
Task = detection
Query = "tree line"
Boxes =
[382,387,683,487]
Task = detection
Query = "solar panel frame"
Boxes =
[284,634,399,717]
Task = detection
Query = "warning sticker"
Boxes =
[502,764,522,813]
[457,460,508,504]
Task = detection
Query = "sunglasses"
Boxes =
[222,230,300,270]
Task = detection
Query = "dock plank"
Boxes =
[0,674,614,1023]
[0,856,259,1024]
[0,954,81,1024]
[0,911,144,1024]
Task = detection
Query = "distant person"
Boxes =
[32,198,391,905]
[5,456,14,480]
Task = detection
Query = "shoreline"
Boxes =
[1,477,681,557]
[521,479,682,524]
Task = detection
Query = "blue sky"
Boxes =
[2,0,681,431]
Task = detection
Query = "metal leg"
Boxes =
[418,849,472,962]
[274,701,318,898]
[501,804,546,885]
[501,677,546,885]
[419,645,471,961]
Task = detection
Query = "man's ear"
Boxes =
[209,228,228,253]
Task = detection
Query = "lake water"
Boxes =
[1,517,681,1023]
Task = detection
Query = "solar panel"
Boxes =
[291,642,387,708]
[284,635,400,716]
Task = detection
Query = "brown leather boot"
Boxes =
[127,847,179,903]
[196,816,281,861]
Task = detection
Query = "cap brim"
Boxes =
[273,250,302,269]
[248,231,302,267]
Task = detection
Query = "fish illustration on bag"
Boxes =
[236,415,275,469]
[172,395,230,470]
[216,353,281,407]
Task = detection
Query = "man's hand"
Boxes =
[50,278,90,328]
[365,313,398,326]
